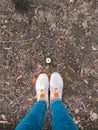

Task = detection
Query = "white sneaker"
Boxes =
[50,72,63,101]
[35,73,49,104]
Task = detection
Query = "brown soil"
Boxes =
[0,0,98,129]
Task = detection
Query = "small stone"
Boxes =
[81,46,84,49]
[69,0,74,3]
[45,66,49,70]
[60,36,65,40]
[5,82,10,85]
[32,78,37,84]
[90,112,98,121]
[1,115,7,120]
[82,21,88,29]
[50,23,56,29]
[75,109,79,114]
[89,96,92,100]
[1,25,6,29]
[46,58,51,64]
[4,20,8,23]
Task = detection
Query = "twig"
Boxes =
[0,37,35,43]
[0,121,8,124]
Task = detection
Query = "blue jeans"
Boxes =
[15,100,78,130]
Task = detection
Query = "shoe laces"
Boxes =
[38,88,45,99]
[51,87,60,98]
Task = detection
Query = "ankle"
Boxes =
[50,87,63,102]
[50,97,61,103]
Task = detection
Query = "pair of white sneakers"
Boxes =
[36,72,63,105]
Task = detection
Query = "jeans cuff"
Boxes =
[37,100,48,107]
[50,98,62,106]
[37,100,47,104]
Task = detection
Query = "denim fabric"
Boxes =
[15,100,47,130]
[15,99,78,130]
[50,99,78,130]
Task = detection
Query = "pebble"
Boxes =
[1,25,6,29]
[1,115,7,120]
[75,108,79,114]
[69,0,74,3]
[60,36,65,40]
[89,96,92,100]
[81,46,84,49]
[5,82,10,85]
[50,23,56,29]
[90,112,98,121]
[4,20,8,23]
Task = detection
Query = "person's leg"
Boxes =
[50,99,78,130]
[15,100,47,130]
[50,72,78,130]
[15,73,49,130]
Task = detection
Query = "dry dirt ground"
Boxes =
[0,0,98,130]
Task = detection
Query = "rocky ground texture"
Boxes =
[0,0,98,130]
